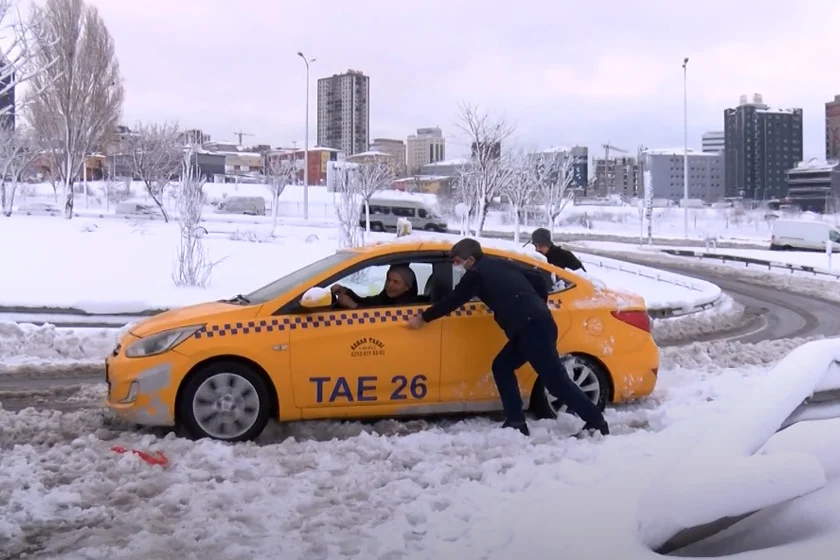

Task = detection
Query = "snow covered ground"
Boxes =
[2,337,840,558]
[15,179,834,245]
[0,216,719,314]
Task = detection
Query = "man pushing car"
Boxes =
[407,238,609,438]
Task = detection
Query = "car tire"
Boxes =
[529,354,611,419]
[177,360,272,442]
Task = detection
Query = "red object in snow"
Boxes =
[111,445,169,466]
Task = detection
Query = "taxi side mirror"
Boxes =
[300,287,332,309]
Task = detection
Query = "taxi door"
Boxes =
[288,303,442,418]
[438,267,572,407]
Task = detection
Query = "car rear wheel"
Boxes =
[178,361,271,442]
[529,354,610,419]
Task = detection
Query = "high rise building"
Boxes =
[724,93,803,200]
[316,69,370,156]
[701,131,724,153]
[826,94,840,161]
[406,127,445,174]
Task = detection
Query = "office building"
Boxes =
[724,93,803,200]
[701,131,724,153]
[406,127,445,174]
[317,69,370,156]
[643,148,724,203]
[369,138,406,176]
[785,160,840,213]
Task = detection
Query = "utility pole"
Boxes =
[682,57,690,239]
[297,51,316,220]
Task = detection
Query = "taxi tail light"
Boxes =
[611,310,650,332]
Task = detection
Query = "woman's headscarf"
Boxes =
[383,265,418,300]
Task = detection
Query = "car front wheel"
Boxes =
[177,361,272,442]
[529,354,610,419]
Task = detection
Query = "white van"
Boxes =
[216,196,266,216]
[770,219,840,252]
[359,198,448,233]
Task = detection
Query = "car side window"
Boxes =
[450,259,573,296]
[830,230,840,243]
[328,262,435,303]
[392,207,415,217]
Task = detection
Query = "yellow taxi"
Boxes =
[105,240,659,441]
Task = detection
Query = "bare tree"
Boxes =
[535,150,578,236]
[264,151,296,236]
[333,163,362,249]
[26,0,124,219]
[456,103,516,235]
[503,149,537,244]
[356,158,394,239]
[172,143,216,287]
[128,121,181,222]
[0,127,38,216]
[0,0,61,122]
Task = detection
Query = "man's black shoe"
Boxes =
[502,420,530,436]
[577,421,609,438]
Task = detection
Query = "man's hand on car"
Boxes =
[407,313,425,330]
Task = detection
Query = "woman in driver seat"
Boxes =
[331,265,419,309]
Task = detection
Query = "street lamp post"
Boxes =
[682,57,689,239]
[297,51,315,220]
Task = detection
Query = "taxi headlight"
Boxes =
[124,325,204,358]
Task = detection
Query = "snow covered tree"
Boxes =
[0,127,38,216]
[0,0,60,123]
[356,158,394,240]
[128,121,181,222]
[503,149,537,243]
[535,150,578,236]
[264,151,296,236]
[26,0,124,219]
[453,167,479,235]
[172,143,213,287]
[456,103,516,235]
[334,163,362,249]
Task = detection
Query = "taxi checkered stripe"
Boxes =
[192,299,561,338]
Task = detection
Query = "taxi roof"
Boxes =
[340,237,528,260]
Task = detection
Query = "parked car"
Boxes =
[105,240,659,442]
[770,219,840,252]
[115,201,158,217]
[216,196,266,216]
[17,201,61,216]
[359,198,448,232]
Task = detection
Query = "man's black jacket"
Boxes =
[421,256,552,338]
[546,245,586,272]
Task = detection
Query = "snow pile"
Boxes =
[0,322,116,371]
[637,338,840,551]
[652,294,748,345]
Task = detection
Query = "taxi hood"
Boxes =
[128,301,256,338]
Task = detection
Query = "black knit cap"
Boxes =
[526,228,553,246]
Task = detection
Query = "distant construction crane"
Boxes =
[601,142,627,162]
[234,130,255,145]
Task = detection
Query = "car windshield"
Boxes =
[243,251,358,304]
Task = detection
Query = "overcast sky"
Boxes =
[90,0,838,160]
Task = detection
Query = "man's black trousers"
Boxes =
[490,316,606,427]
